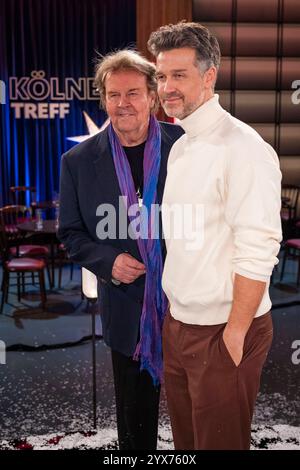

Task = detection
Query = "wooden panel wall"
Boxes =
[136,0,192,60]
[193,0,300,188]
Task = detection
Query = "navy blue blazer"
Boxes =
[58,122,184,356]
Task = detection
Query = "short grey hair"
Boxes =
[147,21,221,74]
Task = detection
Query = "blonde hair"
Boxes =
[94,49,158,112]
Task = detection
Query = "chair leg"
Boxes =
[1,271,4,292]
[4,271,10,302]
[58,260,63,289]
[0,271,8,314]
[297,254,300,287]
[22,272,25,294]
[70,262,74,281]
[38,270,47,310]
[46,262,51,288]
[17,273,21,302]
[0,290,4,315]
[280,247,288,282]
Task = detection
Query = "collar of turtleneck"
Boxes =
[178,94,227,138]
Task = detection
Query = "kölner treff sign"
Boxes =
[7,70,99,119]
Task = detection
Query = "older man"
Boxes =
[58,50,183,450]
[148,22,282,450]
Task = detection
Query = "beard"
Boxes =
[163,98,200,120]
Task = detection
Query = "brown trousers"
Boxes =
[162,311,273,450]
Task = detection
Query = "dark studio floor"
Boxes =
[0,257,299,450]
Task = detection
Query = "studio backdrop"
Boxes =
[0,0,136,206]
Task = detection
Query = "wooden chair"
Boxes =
[0,205,49,255]
[10,186,37,207]
[57,244,74,289]
[0,228,47,313]
[0,205,50,286]
[281,185,300,240]
[280,239,300,287]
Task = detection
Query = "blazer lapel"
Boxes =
[93,130,121,207]
[92,124,175,260]
[93,129,142,261]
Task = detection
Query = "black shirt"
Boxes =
[123,142,145,197]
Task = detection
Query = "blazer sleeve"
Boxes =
[57,153,123,282]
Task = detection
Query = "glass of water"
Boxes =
[36,208,43,230]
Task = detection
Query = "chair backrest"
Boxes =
[82,268,98,300]
[281,184,300,219]
[0,225,9,262]
[10,186,37,206]
[0,205,32,247]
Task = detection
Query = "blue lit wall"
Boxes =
[0,0,136,207]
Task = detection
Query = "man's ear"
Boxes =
[149,90,157,110]
[204,67,217,89]
[150,90,156,105]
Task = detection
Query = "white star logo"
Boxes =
[67,111,109,143]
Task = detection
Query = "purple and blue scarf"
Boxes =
[108,115,167,385]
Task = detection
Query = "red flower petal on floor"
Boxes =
[48,435,64,445]
[82,430,97,437]
[14,440,33,450]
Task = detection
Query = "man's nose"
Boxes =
[117,95,130,107]
[162,78,176,94]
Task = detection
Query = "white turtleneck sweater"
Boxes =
[162,95,282,325]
